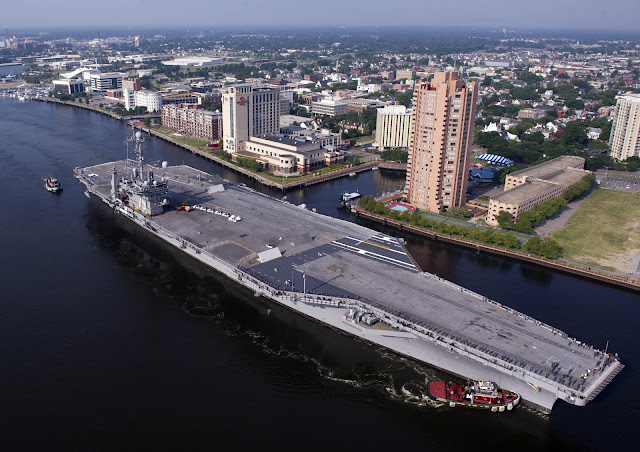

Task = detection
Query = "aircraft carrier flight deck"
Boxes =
[76,159,623,411]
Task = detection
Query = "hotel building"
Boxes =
[222,84,281,155]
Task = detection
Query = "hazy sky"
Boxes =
[5,0,640,31]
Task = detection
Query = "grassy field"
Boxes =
[153,128,209,149]
[552,189,640,272]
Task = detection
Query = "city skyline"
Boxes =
[4,0,640,31]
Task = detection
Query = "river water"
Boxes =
[0,98,636,450]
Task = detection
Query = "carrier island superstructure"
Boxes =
[75,131,623,412]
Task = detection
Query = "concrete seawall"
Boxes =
[356,209,640,292]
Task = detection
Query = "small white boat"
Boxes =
[349,172,357,177]
[342,192,361,202]
[45,177,62,193]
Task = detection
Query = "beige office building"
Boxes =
[244,135,344,175]
[396,69,416,81]
[374,105,412,150]
[610,94,640,161]
[405,72,477,212]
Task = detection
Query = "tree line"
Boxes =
[357,196,525,253]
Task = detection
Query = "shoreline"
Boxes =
[31,96,380,190]
[355,208,640,293]
[31,96,636,290]
[32,96,159,121]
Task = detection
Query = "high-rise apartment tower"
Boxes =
[610,94,640,161]
[405,72,477,212]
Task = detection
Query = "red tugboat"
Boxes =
[427,380,520,412]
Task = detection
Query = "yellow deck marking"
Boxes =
[363,241,390,250]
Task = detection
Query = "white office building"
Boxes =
[610,94,640,160]
[374,105,412,150]
[124,88,135,110]
[88,72,126,92]
[133,90,163,112]
[311,99,348,117]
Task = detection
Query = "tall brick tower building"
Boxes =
[405,72,477,212]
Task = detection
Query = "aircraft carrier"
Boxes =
[75,132,623,412]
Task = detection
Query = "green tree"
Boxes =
[408,211,422,225]
[446,206,472,219]
[523,236,542,254]
[388,209,401,220]
[562,121,588,147]
[539,238,560,258]
[346,155,360,165]
[503,233,519,249]
[296,107,310,117]
[360,108,377,131]
[380,149,409,163]
[515,119,535,137]
[444,224,457,235]
[599,121,612,141]
[345,111,358,122]
[495,210,514,229]
[456,226,469,237]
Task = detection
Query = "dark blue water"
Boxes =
[0,98,637,450]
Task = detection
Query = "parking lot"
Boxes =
[598,174,640,193]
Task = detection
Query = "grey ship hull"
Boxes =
[75,161,623,412]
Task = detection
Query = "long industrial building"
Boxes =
[487,156,590,226]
